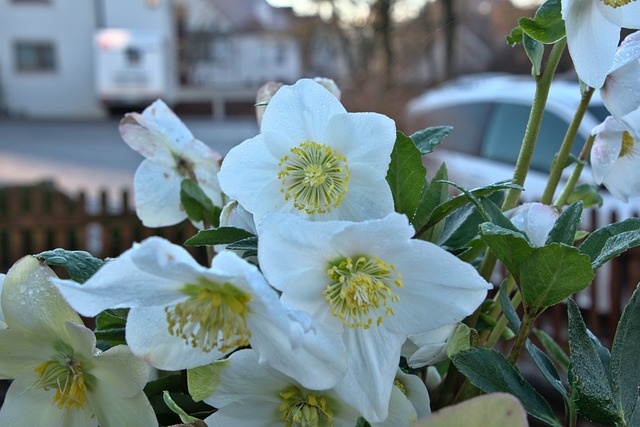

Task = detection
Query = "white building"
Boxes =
[0,0,302,118]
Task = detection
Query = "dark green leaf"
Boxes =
[93,328,126,346]
[226,237,258,251]
[481,197,522,234]
[410,126,453,155]
[452,348,561,427]
[579,217,640,269]
[479,223,533,281]
[519,243,594,308]
[545,201,582,246]
[566,183,603,208]
[499,279,521,333]
[507,26,524,46]
[533,328,570,372]
[185,227,255,247]
[611,285,640,423]
[180,179,221,227]
[523,32,543,76]
[35,248,105,283]
[386,131,427,220]
[526,340,568,398]
[518,0,565,44]
[412,163,448,236]
[95,309,127,330]
[567,299,623,425]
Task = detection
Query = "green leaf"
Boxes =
[412,393,528,427]
[35,248,105,283]
[498,279,521,333]
[611,285,640,423]
[187,360,230,402]
[184,227,255,247]
[162,391,206,426]
[579,218,640,269]
[452,348,561,426]
[533,328,570,372]
[446,323,471,358]
[386,131,427,220]
[410,126,453,155]
[507,26,524,46]
[479,223,534,281]
[566,183,603,208]
[526,340,568,399]
[413,163,448,237]
[523,32,543,76]
[226,236,258,252]
[545,201,582,246]
[518,0,565,44]
[567,299,623,425]
[180,178,221,227]
[519,243,594,308]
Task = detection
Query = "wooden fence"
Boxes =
[1,183,639,346]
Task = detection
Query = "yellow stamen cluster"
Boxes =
[165,279,252,353]
[324,256,402,329]
[278,141,350,214]
[279,387,335,427]
[394,379,407,396]
[32,357,87,410]
[602,0,634,8]
[620,131,637,158]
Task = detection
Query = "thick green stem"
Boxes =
[554,134,596,207]
[541,87,595,205]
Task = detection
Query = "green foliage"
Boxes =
[446,323,472,358]
[534,328,570,371]
[498,280,520,333]
[523,33,543,76]
[518,0,565,44]
[545,201,582,245]
[526,340,568,399]
[412,163,448,240]
[35,248,105,284]
[579,218,640,269]
[386,131,427,220]
[567,299,623,425]
[566,183,603,208]
[451,348,561,426]
[185,227,255,247]
[180,178,221,227]
[413,393,528,427]
[409,126,452,155]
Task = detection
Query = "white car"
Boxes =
[405,73,638,314]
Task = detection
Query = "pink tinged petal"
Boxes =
[87,345,151,398]
[597,0,640,28]
[334,327,406,423]
[591,117,625,184]
[0,375,98,427]
[563,0,620,88]
[2,256,81,337]
[134,159,185,227]
[125,305,225,370]
[260,79,347,143]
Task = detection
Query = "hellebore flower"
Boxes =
[218,78,396,223]
[53,237,344,389]
[505,202,560,247]
[591,116,640,201]
[561,0,640,89]
[120,99,223,228]
[257,212,491,421]
[601,31,640,138]
[0,256,156,427]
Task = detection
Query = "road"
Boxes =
[0,117,259,208]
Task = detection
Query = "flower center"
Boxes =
[32,357,87,410]
[394,379,407,395]
[620,131,637,158]
[279,387,335,427]
[278,141,350,215]
[165,278,252,353]
[602,0,634,7]
[324,256,402,329]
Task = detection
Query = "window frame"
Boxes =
[14,41,57,73]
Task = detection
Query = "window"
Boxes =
[11,0,51,3]
[14,42,56,72]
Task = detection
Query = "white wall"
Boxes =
[0,0,104,118]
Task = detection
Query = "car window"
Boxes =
[412,103,494,155]
[481,103,584,172]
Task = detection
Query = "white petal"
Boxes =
[403,323,458,368]
[133,159,185,227]
[0,375,98,427]
[506,203,560,247]
[86,388,157,427]
[608,31,640,74]
[370,386,418,427]
[90,345,151,398]
[260,79,346,143]
[205,402,282,427]
[334,327,406,423]
[563,0,620,88]
[602,147,640,201]
[597,1,640,28]
[395,369,431,420]
[591,117,624,184]
[125,305,225,370]
[0,329,51,378]
[603,61,640,118]
[2,256,81,337]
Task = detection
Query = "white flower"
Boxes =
[561,0,640,89]
[601,31,640,138]
[218,78,396,223]
[53,237,344,389]
[591,116,640,201]
[0,256,156,427]
[391,368,431,421]
[505,202,560,247]
[191,349,362,427]
[120,99,223,227]
[401,323,458,369]
[257,212,491,421]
